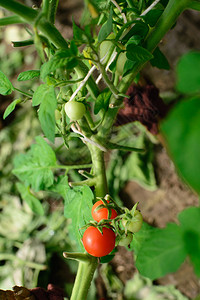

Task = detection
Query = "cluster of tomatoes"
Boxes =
[82,199,143,258]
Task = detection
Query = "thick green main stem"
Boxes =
[89,145,108,197]
[69,145,108,300]
[70,256,98,300]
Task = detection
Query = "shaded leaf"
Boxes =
[143,9,163,27]
[3,99,21,119]
[0,71,14,95]
[122,22,149,44]
[151,47,170,70]
[126,44,153,63]
[98,9,113,42]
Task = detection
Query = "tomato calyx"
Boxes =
[92,197,118,221]
[80,219,115,234]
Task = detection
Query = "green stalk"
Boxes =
[42,0,59,24]
[0,15,25,26]
[48,0,59,24]
[70,256,98,300]
[89,145,108,197]
[0,0,37,22]
[0,0,68,49]
[42,0,50,19]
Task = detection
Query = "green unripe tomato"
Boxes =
[116,52,127,75]
[99,33,116,64]
[55,109,62,121]
[122,210,143,233]
[118,232,133,247]
[64,101,86,121]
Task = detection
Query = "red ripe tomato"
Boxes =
[92,200,118,222]
[82,226,116,257]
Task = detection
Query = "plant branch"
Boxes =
[48,0,59,24]
[0,15,25,26]
[141,0,161,16]
[0,0,37,22]
[69,256,98,300]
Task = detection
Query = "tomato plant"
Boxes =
[92,200,118,222]
[82,226,116,257]
[1,0,200,299]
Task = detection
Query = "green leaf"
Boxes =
[64,185,94,251]
[98,9,113,42]
[50,175,70,199]
[122,22,149,44]
[123,59,136,77]
[16,182,44,215]
[178,207,200,233]
[73,20,88,43]
[32,84,47,106]
[126,44,153,63]
[130,222,154,257]
[150,47,170,70]
[3,99,21,119]
[135,223,187,280]
[17,70,40,81]
[70,40,78,55]
[121,134,157,191]
[188,1,200,11]
[0,71,14,95]
[176,51,200,94]
[32,84,57,142]
[94,88,111,114]
[143,9,163,27]
[40,50,78,80]
[178,207,200,277]
[161,97,200,195]
[13,136,57,192]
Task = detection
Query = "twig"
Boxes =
[71,124,107,152]
[96,51,118,84]
[69,64,97,102]
[141,0,161,16]
[110,0,127,23]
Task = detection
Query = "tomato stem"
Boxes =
[69,256,98,300]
